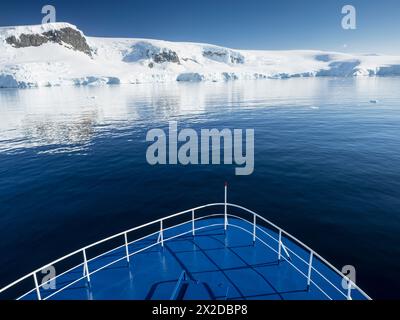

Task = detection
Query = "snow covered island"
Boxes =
[1,22,400,88]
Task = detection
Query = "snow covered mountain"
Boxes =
[1,22,400,88]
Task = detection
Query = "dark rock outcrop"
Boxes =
[203,49,245,64]
[153,49,180,64]
[123,42,180,65]
[230,55,244,64]
[6,27,92,57]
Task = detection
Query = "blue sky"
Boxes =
[1,0,400,54]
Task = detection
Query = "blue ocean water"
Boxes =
[0,78,399,299]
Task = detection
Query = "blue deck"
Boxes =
[19,217,368,300]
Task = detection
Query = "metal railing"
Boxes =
[0,184,372,301]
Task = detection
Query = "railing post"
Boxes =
[192,210,195,237]
[347,279,353,300]
[224,182,228,231]
[160,220,164,247]
[253,214,256,244]
[307,251,314,288]
[33,272,42,301]
[124,232,130,263]
[83,249,91,283]
[278,230,282,261]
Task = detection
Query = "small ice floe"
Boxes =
[370,99,379,104]
[310,106,320,110]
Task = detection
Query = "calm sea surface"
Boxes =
[0,78,399,299]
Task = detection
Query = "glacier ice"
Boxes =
[1,23,400,89]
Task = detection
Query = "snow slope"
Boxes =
[1,22,400,88]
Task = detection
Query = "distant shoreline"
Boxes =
[1,23,400,89]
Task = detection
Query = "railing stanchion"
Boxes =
[192,210,195,237]
[253,214,256,244]
[83,249,91,283]
[160,220,164,247]
[347,280,353,300]
[307,251,314,289]
[278,230,282,261]
[0,199,373,301]
[224,182,228,231]
[124,232,130,263]
[33,272,41,301]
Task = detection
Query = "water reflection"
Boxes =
[0,78,397,154]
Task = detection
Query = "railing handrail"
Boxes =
[226,203,371,300]
[0,201,372,300]
[0,202,223,294]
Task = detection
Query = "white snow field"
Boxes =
[1,22,400,88]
